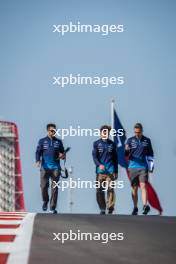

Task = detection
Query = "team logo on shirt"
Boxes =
[142,140,148,147]
[108,144,113,152]
[97,143,103,153]
[131,139,137,148]
[54,141,60,148]
[43,140,49,149]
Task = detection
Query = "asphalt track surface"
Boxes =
[29,214,176,264]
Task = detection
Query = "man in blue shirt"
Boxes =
[92,125,118,215]
[125,123,154,215]
[36,123,65,214]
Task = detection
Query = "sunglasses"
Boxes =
[48,129,56,133]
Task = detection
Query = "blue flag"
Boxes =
[113,109,127,168]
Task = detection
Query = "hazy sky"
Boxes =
[0,0,176,216]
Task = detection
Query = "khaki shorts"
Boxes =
[128,168,148,186]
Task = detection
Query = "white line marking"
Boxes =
[0,220,22,225]
[0,243,13,253]
[0,212,27,215]
[0,216,24,219]
[0,211,26,212]
[7,213,36,264]
[0,229,19,235]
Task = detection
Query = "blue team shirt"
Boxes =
[125,135,154,169]
[36,136,64,169]
[92,138,118,174]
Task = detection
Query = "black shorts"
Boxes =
[128,168,148,186]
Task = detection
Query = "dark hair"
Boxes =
[46,123,56,130]
[100,125,111,132]
[134,123,143,131]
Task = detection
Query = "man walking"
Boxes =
[36,123,65,214]
[92,125,118,215]
[125,123,154,215]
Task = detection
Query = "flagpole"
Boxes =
[68,166,74,213]
[111,98,115,141]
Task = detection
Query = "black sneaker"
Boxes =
[143,205,150,215]
[42,202,48,211]
[100,210,106,215]
[132,207,138,215]
[50,209,58,214]
[108,208,114,214]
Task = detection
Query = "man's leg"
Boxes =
[131,185,138,208]
[96,174,106,214]
[128,169,139,215]
[139,170,150,215]
[40,168,49,210]
[106,174,115,214]
[50,169,60,212]
[140,182,147,205]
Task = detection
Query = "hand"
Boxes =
[149,168,154,173]
[125,144,131,157]
[59,153,65,160]
[99,164,105,171]
[113,173,118,180]
[36,161,41,168]
[125,144,130,151]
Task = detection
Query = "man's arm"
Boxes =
[59,140,65,159]
[147,138,154,173]
[92,142,101,166]
[148,138,154,157]
[35,139,42,167]
[125,138,131,157]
